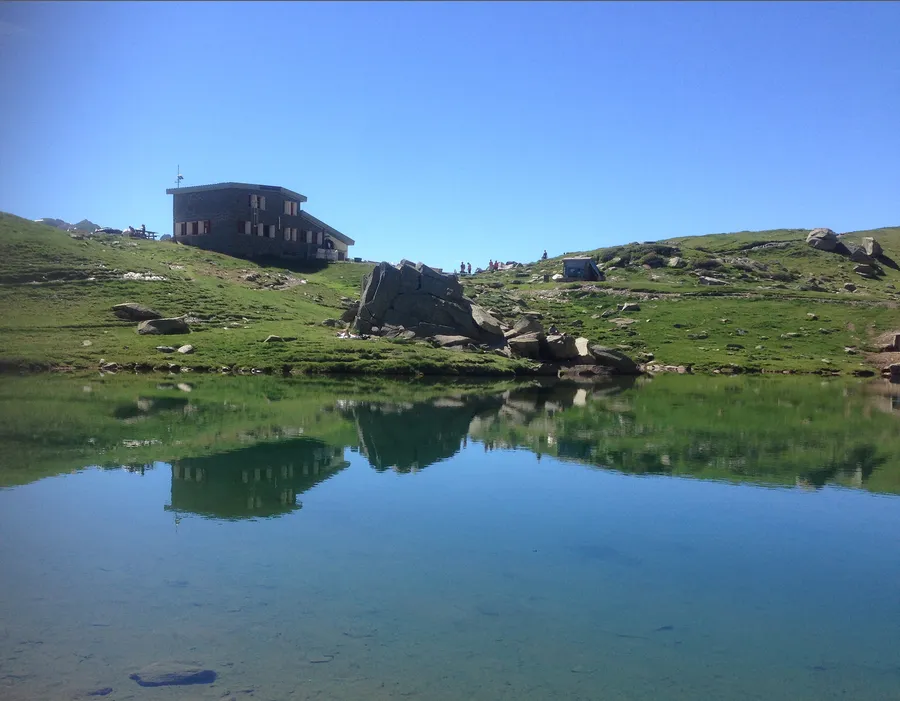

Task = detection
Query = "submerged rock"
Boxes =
[129,662,216,687]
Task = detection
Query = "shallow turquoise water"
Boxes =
[1,376,900,700]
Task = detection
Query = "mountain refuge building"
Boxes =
[165,182,354,262]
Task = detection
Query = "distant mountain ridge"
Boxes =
[34,218,100,232]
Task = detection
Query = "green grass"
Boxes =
[1,212,899,375]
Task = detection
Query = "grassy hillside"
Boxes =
[0,213,521,375]
[463,225,900,374]
[1,212,899,375]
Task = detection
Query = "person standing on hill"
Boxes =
[460,261,466,275]
[467,262,472,275]
[542,249,548,260]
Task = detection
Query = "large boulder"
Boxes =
[854,264,878,278]
[847,245,875,265]
[113,302,161,321]
[589,345,640,375]
[863,237,883,258]
[806,228,838,251]
[545,334,579,361]
[354,261,500,342]
[508,332,544,359]
[136,317,190,335]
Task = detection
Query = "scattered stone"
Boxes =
[262,335,284,343]
[100,362,118,372]
[601,309,615,318]
[129,662,216,687]
[619,302,641,312]
[321,318,342,327]
[82,340,93,346]
[805,228,838,251]
[806,313,818,320]
[843,282,857,292]
[137,317,190,335]
[726,344,744,350]
[781,332,801,338]
[863,237,883,257]
[854,264,878,278]
[176,344,194,354]
[844,347,858,354]
[112,302,162,321]
[155,346,175,353]
[667,257,686,268]
[698,276,728,286]
[340,302,359,323]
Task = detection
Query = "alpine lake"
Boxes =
[1,372,899,701]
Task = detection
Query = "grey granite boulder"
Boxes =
[136,317,190,335]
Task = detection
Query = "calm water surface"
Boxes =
[1,374,899,700]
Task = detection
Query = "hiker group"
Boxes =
[458,250,548,276]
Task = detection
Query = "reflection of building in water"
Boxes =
[166,438,349,520]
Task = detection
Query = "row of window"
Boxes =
[248,195,300,216]
[175,220,210,236]
[236,221,324,244]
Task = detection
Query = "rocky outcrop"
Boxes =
[545,334,579,361]
[505,316,544,339]
[136,317,190,335]
[354,262,504,343]
[113,302,161,321]
[863,237,882,257]
[698,276,728,286]
[854,264,878,278]
[806,228,838,251]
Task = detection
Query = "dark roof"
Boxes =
[299,210,355,246]
[165,182,307,202]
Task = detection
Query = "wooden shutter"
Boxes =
[258,223,264,237]
[259,196,266,211]
[245,221,251,235]
[284,200,291,215]
[251,194,258,209]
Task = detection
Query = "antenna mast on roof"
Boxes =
[176,165,184,188]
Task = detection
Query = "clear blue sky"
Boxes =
[0,1,897,270]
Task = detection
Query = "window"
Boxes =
[291,201,298,216]
[284,227,291,241]
[250,194,258,209]
[259,195,266,211]
[257,223,264,237]
[202,220,210,234]
[284,201,291,215]
[268,224,276,238]
[175,222,185,236]
[190,221,199,236]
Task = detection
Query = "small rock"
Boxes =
[263,335,284,343]
[112,302,162,321]
[137,317,190,335]
[854,264,878,278]
[806,313,818,320]
[781,332,802,338]
[698,276,728,286]
[619,302,641,312]
[321,319,341,327]
[176,345,194,354]
[844,347,858,354]
[156,346,175,353]
[82,340,93,346]
[726,344,744,350]
[843,282,857,291]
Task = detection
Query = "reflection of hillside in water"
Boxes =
[166,438,349,520]
[340,377,899,492]
[341,378,638,472]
